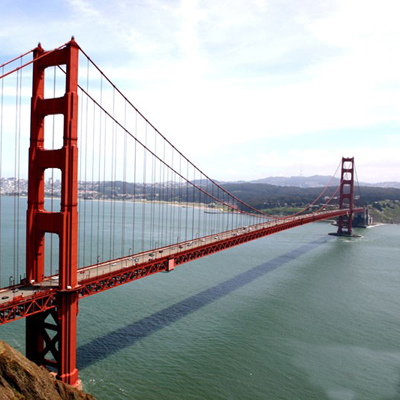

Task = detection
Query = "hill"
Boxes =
[249,175,400,189]
[220,182,400,223]
[0,340,94,400]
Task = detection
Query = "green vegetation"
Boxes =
[221,182,400,224]
[369,200,400,224]
[86,181,400,223]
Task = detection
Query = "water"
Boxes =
[0,195,261,284]
[1,196,400,399]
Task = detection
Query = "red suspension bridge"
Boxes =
[0,39,364,387]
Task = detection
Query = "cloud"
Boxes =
[1,0,399,183]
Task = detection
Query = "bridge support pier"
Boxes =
[57,291,79,385]
[26,39,80,387]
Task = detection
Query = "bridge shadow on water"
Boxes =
[77,236,332,369]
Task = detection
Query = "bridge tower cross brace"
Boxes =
[25,39,80,386]
[337,157,355,236]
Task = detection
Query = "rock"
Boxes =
[0,340,94,400]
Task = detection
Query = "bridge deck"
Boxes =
[0,208,363,325]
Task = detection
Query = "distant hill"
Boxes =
[249,175,400,189]
[250,175,339,188]
[367,181,400,189]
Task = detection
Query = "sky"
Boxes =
[1,0,399,183]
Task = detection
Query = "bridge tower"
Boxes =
[337,157,354,236]
[25,39,80,386]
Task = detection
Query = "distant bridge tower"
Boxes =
[337,157,354,236]
[25,39,80,387]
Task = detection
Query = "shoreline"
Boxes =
[366,223,387,228]
[0,194,224,212]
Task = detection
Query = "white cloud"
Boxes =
[1,0,399,183]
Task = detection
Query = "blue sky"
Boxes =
[1,0,399,183]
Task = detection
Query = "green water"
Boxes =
[1,198,399,399]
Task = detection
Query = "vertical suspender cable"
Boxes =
[82,58,90,268]
[107,101,111,258]
[170,149,174,244]
[166,149,171,244]
[177,155,182,242]
[141,123,147,252]
[112,90,118,258]
[13,69,19,283]
[17,60,23,281]
[157,137,163,247]
[122,101,127,256]
[106,87,111,259]
[152,129,157,248]
[0,65,3,286]
[210,179,214,235]
[197,174,201,239]
[185,161,189,241]
[78,75,83,269]
[191,167,195,240]
[161,141,166,246]
[90,101,96,265]
[96,77,103,263]
[204,175,209,236]
[110,88,116,259]
[354,164,364,208]
[132,112,138,256]
[170,150,174,244]
[102,93,107,261]
[150,129,155,249]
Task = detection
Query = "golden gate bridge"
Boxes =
[0,38,364,387]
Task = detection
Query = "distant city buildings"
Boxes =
[0,177,189,201]
[0,177,29,196]
[0,177,60,197]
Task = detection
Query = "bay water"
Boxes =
[0,196,399,399]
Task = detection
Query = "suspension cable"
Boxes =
[0,43,68,80]
[0,49,33,70]
[354,164,364,207]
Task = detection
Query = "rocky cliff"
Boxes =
[0,340,94,400]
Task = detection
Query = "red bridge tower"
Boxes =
[337,157,355,236]
[25,39,80,386]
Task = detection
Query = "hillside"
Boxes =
[249,175,400,189]
[0,340,94,400]
[369,200,400,224]
[221,182,400,223]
